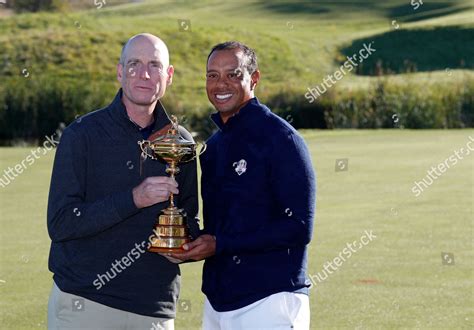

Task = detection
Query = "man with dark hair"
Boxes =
[172,41,316,329]
[207,41,258,75]
[47,33,199,329]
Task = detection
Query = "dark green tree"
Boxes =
[10,0,66,13]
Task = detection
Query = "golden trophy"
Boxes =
[138,116,204,253]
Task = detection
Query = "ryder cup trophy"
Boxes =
[138,116,204,253]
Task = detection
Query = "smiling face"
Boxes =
[206,49,260,123]
[117,35,174,109]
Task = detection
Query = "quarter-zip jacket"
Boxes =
[47,89,199,318]
[200,97,316,312]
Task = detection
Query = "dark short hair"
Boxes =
[207,41,258,75]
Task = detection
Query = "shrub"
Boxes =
[325,78,474,129]
[10,0,66,13]
[0,76,113,144]
[1,76,473,144]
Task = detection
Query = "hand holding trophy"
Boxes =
[138,116,205,253]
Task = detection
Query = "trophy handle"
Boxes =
[138,140,157,160]
[198,142,207,156]
[181,142,207,163]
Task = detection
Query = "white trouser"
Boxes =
[48,282,174,330]
[202,292,310,330]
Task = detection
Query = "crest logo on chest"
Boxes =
[232,159,247,176]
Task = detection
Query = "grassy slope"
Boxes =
[0,130,473,329]
[0,0,473,111]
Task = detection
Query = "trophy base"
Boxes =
[148,237,191,254]
[148,237,191,253]
[148,246,188,254]
[147,206,191,254]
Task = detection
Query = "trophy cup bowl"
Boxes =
[138,116,204,253]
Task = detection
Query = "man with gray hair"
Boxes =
[47,33,199,329]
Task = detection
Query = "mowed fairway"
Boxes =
[0,130,472,329]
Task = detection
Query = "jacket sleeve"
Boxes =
[215,131,316,255]
[47,127,140,242]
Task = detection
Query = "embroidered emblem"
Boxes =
[232,159,247,176]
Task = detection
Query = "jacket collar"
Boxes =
[210,97,263,132]
[109,89,171,135]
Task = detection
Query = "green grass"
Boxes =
[0,0,473,111]
[340,26,474,75]
[1,129,473,329]
[0,0,473,327]
[0,0,473,141]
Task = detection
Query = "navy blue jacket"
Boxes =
[47,90,199,318]
[200,98,316,312]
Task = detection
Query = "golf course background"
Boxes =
[0,0,473,141]
[0,0,473,329]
